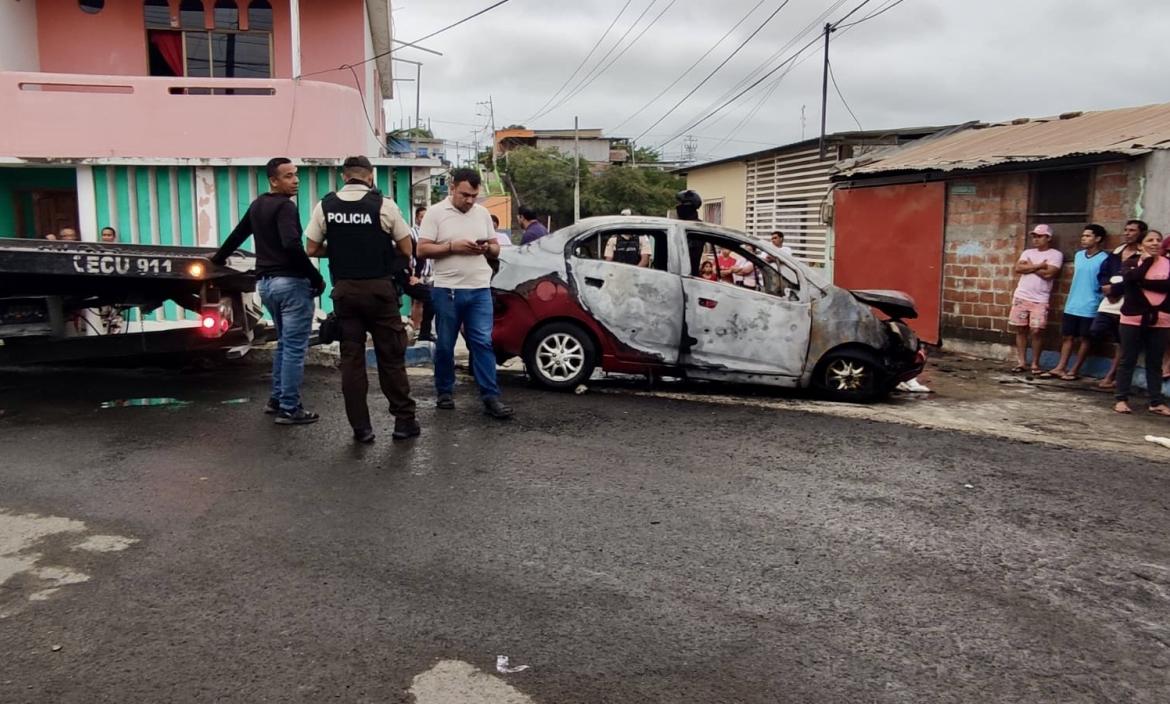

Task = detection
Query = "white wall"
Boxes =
[536,138,612,164]
[1141,151,1170,228]
[0,0,40,72]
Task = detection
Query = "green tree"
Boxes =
[583,166,685,218]
[631,146,662,164]
[501,147,590,229]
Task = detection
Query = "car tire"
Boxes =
[523,322,597,390]
[814,350,889,403]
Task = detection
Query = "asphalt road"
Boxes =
[1,364,1168,703]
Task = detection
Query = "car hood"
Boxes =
[849,289,918,319]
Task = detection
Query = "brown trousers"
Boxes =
[331,278,416,430]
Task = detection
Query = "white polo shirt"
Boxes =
[418,199,496,289]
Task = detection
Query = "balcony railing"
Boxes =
[0,71,380,160]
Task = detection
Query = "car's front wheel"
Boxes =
[815,350,889,402]
[523,322,596,390]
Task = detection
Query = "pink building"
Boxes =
[0,0,437,322]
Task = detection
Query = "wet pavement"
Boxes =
[1,360,1168,703]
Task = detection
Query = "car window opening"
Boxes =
[686,233,800,300]
[572,229,669,272]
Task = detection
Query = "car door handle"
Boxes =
[585,277,604,288]
[699,297,717,309]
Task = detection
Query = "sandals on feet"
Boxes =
[1059,373,1080,381]
[1114,401,1133,414]
[1150,405,1170,417]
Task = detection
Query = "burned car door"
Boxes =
[679,231,811,383]
[566,227,683,364]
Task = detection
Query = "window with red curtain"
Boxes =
[144,0,271,80]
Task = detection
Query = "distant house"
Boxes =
[494,128,628,171]
[831,102,1170,347]
[674,128,942,271]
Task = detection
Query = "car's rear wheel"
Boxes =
[524,322,596,390]
[815,350,889,402]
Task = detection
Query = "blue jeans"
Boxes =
[257,276,315,411]
[432,287,500,400]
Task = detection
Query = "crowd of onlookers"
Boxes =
[1010,219,1170,416]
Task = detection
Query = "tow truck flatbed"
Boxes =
[0,238,262,364]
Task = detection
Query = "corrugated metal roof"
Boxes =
[837,102,1170,177]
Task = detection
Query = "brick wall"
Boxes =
[939,160,1143,346]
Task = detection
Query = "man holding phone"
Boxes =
[416,168,514,419]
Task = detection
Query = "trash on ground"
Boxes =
[219,398,251,405]
[1145,435,1170,450]
[99,398,191,409]
[963,483,975,489]
[574,384,588,395]
[495,655,530,674]
[50,645,62,652]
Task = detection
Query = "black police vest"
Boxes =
[321,189,396,280]
[612,235,642,265]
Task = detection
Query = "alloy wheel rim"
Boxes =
[827,359,868,391]
[536,333,585,382]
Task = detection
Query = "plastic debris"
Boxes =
[1145,435,1170,450]
[574,384,588,395]
[99,398,191,409]
[50,645,62,652]
[495,655,530,674]
[963,483,975,489]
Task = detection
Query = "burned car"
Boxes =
[491,216,925,401]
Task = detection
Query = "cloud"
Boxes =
[386,0,1170,160]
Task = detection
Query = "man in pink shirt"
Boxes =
[1009,224,1064,373]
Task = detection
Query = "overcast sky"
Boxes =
[384,0,1170,164]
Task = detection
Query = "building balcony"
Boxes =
[0,71,381,161]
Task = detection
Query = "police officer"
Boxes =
[305,156,418,444]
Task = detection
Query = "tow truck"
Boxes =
[0,238,264,364]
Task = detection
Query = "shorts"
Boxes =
[1060,313,1095,338]
[1090,311,1120,341]
[1008,298,1049,330]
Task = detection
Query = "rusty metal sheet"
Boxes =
[838,102,1170,176]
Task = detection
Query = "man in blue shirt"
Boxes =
[518,207,548,245]
[1043,224,1108,380]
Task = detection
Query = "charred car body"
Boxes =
[491,216,925,402]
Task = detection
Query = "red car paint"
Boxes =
[492,275,669,375]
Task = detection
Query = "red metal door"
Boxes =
[833,182,945,344]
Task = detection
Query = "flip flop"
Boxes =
[1114,402,1133,414]
[1029,368,1043,376]
[1010,365,1026,373]
[1097,380,1116,390]
[1037,371,1058,379]
[1150,405,1170,417]
[1059,373,1080,381]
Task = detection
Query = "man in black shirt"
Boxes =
[211,157,324,425]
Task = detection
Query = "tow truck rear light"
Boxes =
[198,301,232,338]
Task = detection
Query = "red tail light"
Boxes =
[198,302,232,338]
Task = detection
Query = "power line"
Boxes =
[632,0,795,142]
[827,59,862,132]
[609,0,768,133]
[295,0,512,80]
[522,0,635,123]
[547,0,678,114]
[836,0,907,28]
[528,0,662,123]
[652,0,887,153]
[346,65,386,155]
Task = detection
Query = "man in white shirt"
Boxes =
[416,169,513,419]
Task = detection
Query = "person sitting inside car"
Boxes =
[604,233,651,267]
[698,259,717,281]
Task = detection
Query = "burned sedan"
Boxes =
[491,216,925,401]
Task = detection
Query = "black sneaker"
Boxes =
[417,333,435,342]
[392,418,421,440]
[436,394,455,410]
[353,427,376,444]
[274,406,320,425]
[263,398,280,414]
[483,398,514,420]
